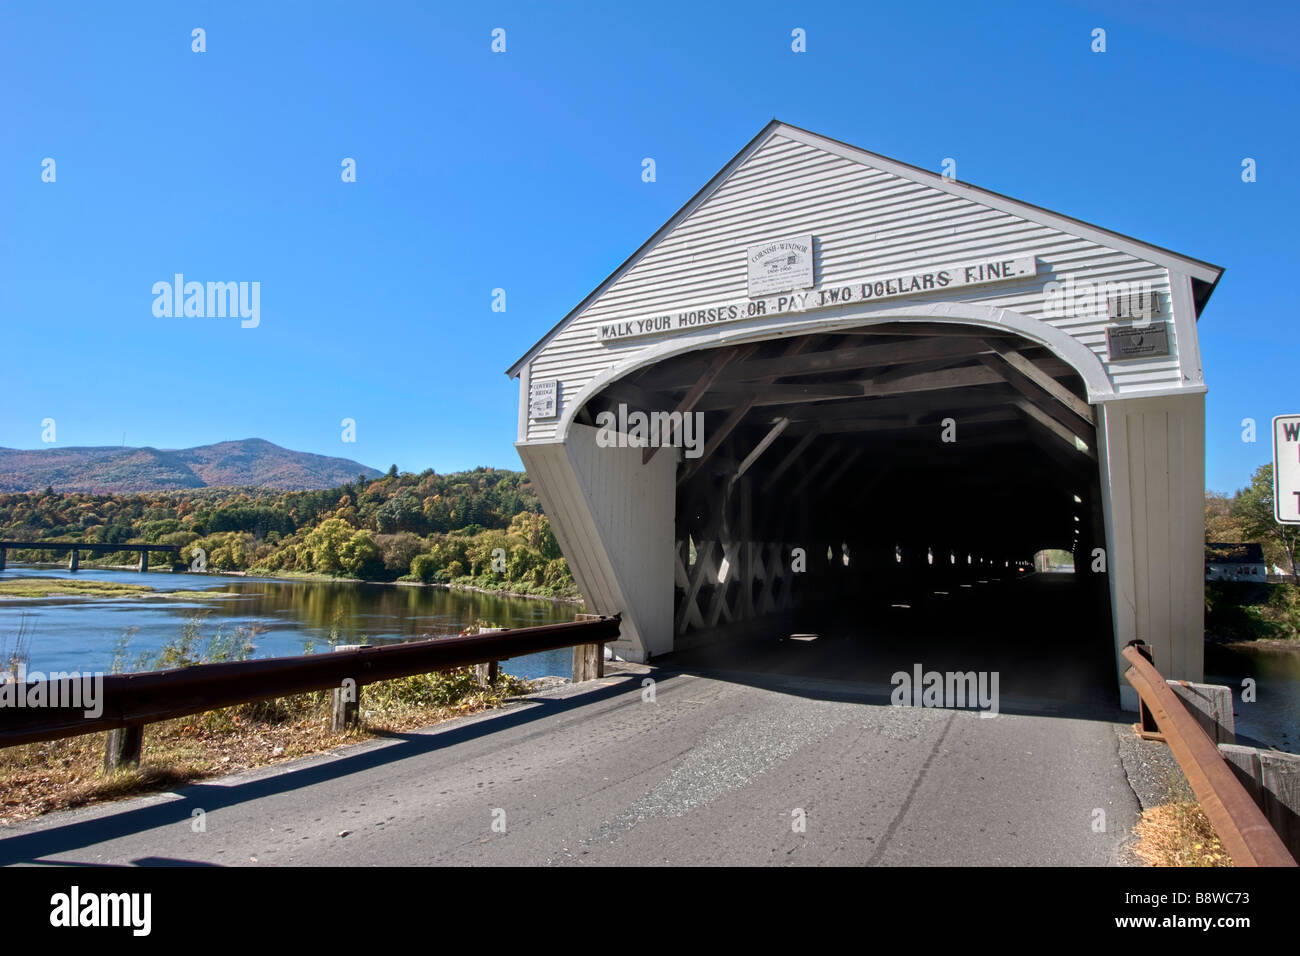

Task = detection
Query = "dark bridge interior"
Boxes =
[578,323,1117,705]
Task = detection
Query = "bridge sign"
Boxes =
[1274,414,1300,524]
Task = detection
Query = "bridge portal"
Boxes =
[508,122,1221,709]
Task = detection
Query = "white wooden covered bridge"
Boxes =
[507,121,1222,708]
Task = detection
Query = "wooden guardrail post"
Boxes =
[572,613,605,682]
[474,628,506,688]
[103,725,143,773]
[475,660,500,688]
[1129,641,1162,739]
[331,644,362,732]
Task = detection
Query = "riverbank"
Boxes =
[3,561,586,608]
[230,567,586,607]
[1219,637,1300,652]
[0,577,159,600]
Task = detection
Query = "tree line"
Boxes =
[1206,463,1299,577]
[0,467,577,598]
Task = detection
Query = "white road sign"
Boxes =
[1273,414,1300,524]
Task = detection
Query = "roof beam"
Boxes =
[677,338,815,483]
[977,352,1095,439]
[642,345,746,464]
[1014,399,1096,460]
[730,417,790,486]
[983,340,1094,424]
[640,335,998,391]
[760,428,821,493]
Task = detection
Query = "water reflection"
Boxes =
[0,565,580,680]
[1205,642,1299,754]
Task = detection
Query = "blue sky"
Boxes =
[1,0,1296,493]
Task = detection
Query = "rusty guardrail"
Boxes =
[1121,641,1295,867]
[0,615,622,750]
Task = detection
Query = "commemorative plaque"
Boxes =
[747,235,814,297]
[1106,322,1171,361]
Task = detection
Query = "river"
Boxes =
[0,565,580,680]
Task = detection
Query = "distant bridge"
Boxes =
[0,541,181,573]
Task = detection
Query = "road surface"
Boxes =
[0,667,1143,866]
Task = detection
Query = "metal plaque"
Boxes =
[1106,322,1170,361]
[529,378,559,420]
[747,235,814,297]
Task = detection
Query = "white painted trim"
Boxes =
[555,301,1116,441]
[1167,271,1206,389]
[516,363,531,443]
[1091,383,1208,403]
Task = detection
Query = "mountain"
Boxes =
[0,439,383,493]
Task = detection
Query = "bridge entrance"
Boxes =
[509,121,1221,708]
[575,322,1117,702]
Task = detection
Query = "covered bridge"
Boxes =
[507,121,1222,708]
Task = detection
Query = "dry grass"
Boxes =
[1131,800,1234,867]
[0,671,534,827]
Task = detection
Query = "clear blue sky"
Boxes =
[2,0,1295,493]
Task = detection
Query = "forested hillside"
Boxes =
[0,439,382,493]
[0,467,577,599]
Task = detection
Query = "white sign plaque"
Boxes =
[600,254,1037,344]
[1273,414,1300,524]
[747,235,814,297]
[529,378,559,420]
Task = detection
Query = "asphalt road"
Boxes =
[0,668,1143,866]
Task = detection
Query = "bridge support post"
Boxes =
[104,725,144,773]
[331,645,362,732]
[0,547,5,572]
[68,549,79,572]
[139,549,149,572]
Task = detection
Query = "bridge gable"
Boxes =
[514,122,1220,444]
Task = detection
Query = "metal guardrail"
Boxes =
[0,615,621,750]
[1121,642,1296,867]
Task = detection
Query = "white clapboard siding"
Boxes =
[1097,393,1206,693]
[516,424,675,661]
[518,128,1208,443]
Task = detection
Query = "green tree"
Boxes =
[339,530,383,578]
[1232,464,1300,577]
[303,518,354,574]
[410,553,441,583]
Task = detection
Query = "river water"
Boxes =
[1205,643,1300,754]
[0,565,579,680]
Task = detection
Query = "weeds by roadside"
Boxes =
[1131,800,1233,866]
[0,614,538,826]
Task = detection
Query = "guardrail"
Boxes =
[1121,641,1296,867]
[0,616,622,764]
